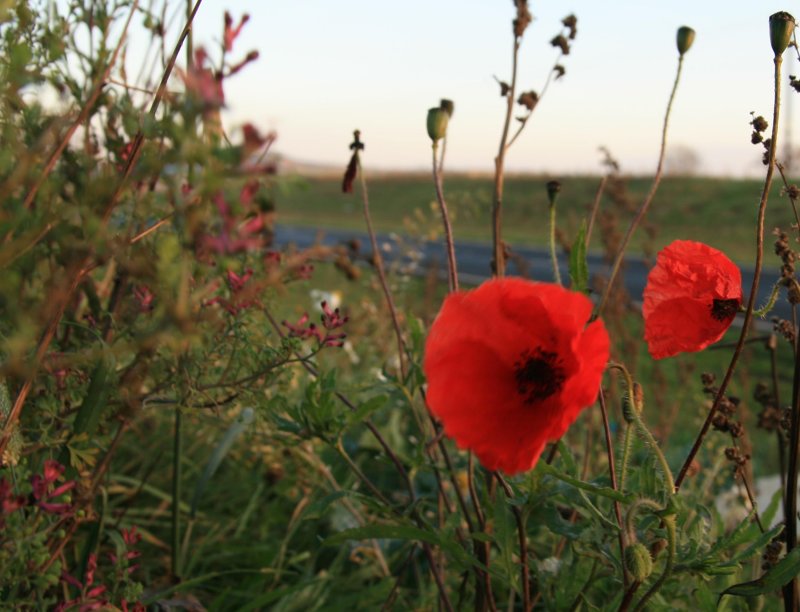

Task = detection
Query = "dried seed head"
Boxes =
[676,26,696,56]
[752,115,769,133]
[551,34,570,55]
[562,14,577,40]
[513,0,532,38]
[770,12,796,56]
[517,90,539,111]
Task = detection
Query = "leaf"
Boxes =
[190,408,255,518]
[324,523,478,572]
[718,547,800,601]
[324,523,440,547]
[569,220,589,293]
[348,395,388,425]
[538,462,632,503]
[72,354,114,436]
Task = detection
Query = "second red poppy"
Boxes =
[643,240,742,359]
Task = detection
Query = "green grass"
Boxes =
[277,173,796,263]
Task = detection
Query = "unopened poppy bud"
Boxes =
[769,12,796,57]
[621,383,643,423]
[625,543,654,582]
[546,180,561,205]
[427,107,449,142]
[676,26,695,56]
[440,98,455,118]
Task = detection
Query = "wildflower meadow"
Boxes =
[4,1,800,610]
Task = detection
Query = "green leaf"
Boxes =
[190,408,255,518]
[538,462,632,503]
[569,220,589,293]
[324,523,440,547]
[718,547,800,601]
[72,354,114,436]
[348,395,388,425]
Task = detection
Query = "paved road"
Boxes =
[274,224,788,325]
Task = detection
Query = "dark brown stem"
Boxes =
[769,334,788,494]
[585,175,607,248]
[595,54,685,318]
[432,145,459,292]
[492,36,521,277]
[599,388,628,587]
[786,291,800,609]
[675,54,782,492]
[355,154,408,378]
[496,473,531,612]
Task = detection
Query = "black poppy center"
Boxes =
[710,298,739,322]
[514,349,566,405]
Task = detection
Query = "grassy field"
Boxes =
[277,173,796,263]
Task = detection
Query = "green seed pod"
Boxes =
[769,12,796,57]
[440,98,455,118]
[624,543,654,582]
[427,107,449,142]
[676,26,695,56]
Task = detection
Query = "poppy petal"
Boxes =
[424,278,610,475]
[643,240,742,359]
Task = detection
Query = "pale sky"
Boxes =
[137,1,800,176]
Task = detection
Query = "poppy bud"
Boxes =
[769,12,796,57]
[676,26,695,56]
[546,180,561,205]
[440,98,455,118]
[427,107,449,142]
[624,543,654,582]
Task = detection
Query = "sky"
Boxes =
[130,1,800,177]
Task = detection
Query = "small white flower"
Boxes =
[310,289,342,311]
[537,557,561,574]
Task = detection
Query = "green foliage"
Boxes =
[0,1,795,609]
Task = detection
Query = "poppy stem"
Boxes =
[751,281,782,317]
[492,36,521,278]
[496,473,531,612]
[431,144,459,292]
[594,53,685,319]
[584,175,607,249]
[609,362,675,495]
[549,199,562,285]
[675,53,783,498]
[632,515,677,612]
[599,388,630,588]
[355,153,409,379]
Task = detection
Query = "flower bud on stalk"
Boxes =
[427,107,449,142]
[676,26,695,56]
[546,180,561,205]
[769,11,795,57]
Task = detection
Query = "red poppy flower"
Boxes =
[643,240,742,359]
[423,278,610,475]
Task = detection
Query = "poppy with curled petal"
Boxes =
[423,278,610,475]
[643,240,742,359]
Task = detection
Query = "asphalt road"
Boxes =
[274,224,788,326]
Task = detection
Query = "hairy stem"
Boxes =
[549,199,562,285]
[356,155,408,377]
[595,54,685,318]
[432,144,459,292]
[675,54,783,492]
